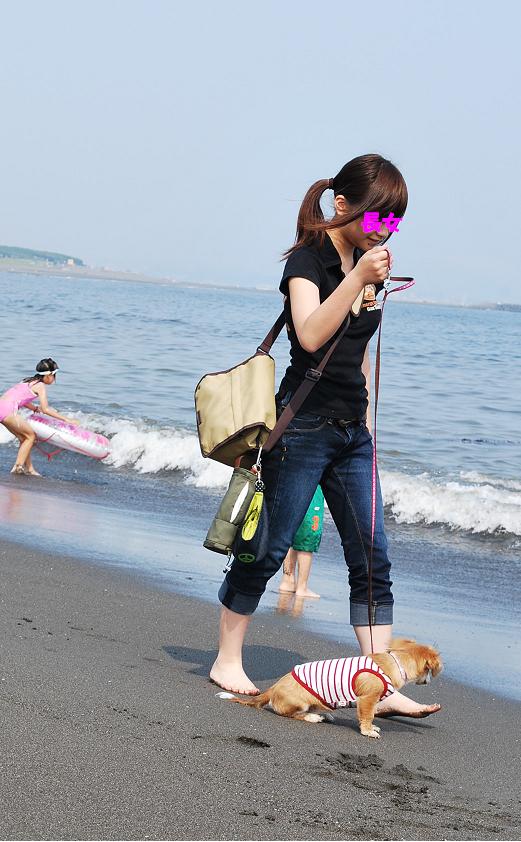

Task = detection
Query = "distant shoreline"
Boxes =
[1,259,519,312]
[0,258,178,287]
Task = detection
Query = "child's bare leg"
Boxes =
[3,417,37,473]
[295,551,320,598]
[8,433,25,472]
[279,548,296,593]
[24,454,41,476]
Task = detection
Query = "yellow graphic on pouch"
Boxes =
[241,491,264,540]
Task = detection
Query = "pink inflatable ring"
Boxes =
[28,414,110,460]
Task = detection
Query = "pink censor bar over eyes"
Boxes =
[362,212,402,233]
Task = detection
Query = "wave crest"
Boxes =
[4,411,519,537]
[81,413,231,488]
[381,470,521,536]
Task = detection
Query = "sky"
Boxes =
[1,0,520,304]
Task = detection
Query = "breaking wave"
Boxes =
[380,470,521,537]
[77,412,232,488]
[2,412,520,537]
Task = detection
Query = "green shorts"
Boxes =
[292,487,324,553]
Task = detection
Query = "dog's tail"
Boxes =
[216,687,274,709]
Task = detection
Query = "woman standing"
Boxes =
[0,358,78,475]
[211,154,440,719]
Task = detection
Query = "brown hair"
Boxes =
[284,153,408,257]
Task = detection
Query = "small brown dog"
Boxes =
[217,638,442,739]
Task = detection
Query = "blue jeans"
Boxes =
[218,403,393,625]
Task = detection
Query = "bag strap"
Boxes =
[256,311,287,355]
[261,312,352,453]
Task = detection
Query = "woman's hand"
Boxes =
[352,246,393,286]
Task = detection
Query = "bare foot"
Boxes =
[295,587,320,599]
[278,573,296,593]
[376,689,441,718]
[210,659,259,695]
[10,465,26,475]
[25,469,42,477]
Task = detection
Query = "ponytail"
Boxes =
[293,178,332,249]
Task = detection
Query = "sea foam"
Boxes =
[4,411,520,537]
[88,413,521,537]
[380,470,521,537]
[79,412,232,488]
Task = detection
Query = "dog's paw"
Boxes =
[215,691,236,700]
[303,713,325,723]
[372,724,381,732]
[360,727,381,739]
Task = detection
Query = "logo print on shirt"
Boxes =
[361,284,382,312]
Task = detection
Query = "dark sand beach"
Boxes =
[1,538,520,841]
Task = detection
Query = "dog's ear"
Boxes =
[427,652,443,677]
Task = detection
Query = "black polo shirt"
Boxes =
[278,234,384,420]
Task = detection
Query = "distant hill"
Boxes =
[0,245,83,266]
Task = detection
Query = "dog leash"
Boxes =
[367,257,415,652]
[249,253,414,653]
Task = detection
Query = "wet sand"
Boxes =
[1,538,520,841]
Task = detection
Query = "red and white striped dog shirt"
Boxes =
[292,655,394,709]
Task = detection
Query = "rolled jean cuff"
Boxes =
[350,600,394,626]
[218,579,261,616]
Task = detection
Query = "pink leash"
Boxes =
[367,262,415,653]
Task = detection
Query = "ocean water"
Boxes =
[1,271,519,539]
[0,271,520,698]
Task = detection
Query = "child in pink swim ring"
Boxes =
[0,358,78,476]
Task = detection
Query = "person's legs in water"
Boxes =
[278,548,320,597]
[278,548,297,593]
[291,485,324,598]
[24,457,41,477]
[293,551,320,598]
[2,415,38,474]
[322,421,440,718]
